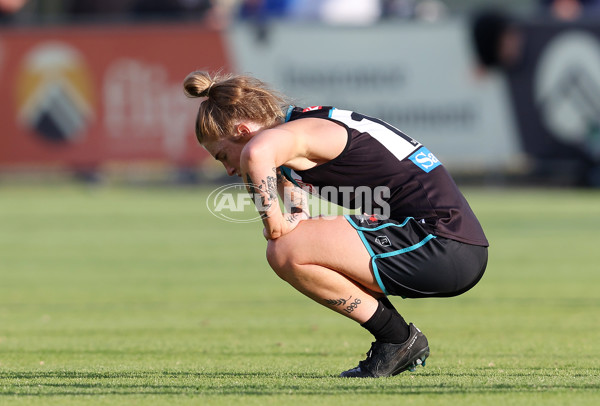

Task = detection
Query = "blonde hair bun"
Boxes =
[183,70,289,143]
[183,70,215,98]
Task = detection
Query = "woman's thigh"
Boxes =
[267,216,381,293]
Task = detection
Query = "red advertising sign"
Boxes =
[0,24,229,169]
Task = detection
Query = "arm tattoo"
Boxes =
[277,169,309,215]
[264,167,278,203]
[245,168,278,219]
[276,169,286,184]
[288,189,307,214]
[245,173,270,219]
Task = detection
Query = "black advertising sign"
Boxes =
[505,19,600,184]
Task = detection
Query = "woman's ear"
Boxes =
[236,123,250,136]
[235,123,256,142]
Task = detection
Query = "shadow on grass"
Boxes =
[1,369,598,397]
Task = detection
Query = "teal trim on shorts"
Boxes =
[353,222,376,258]
[344,215,412,232]
[374,234,437,259]
[370,259,389,296]
[344,215,437,296]
[344,215,388,295]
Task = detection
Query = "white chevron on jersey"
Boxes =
[330,109,421,161]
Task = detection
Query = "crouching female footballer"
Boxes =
[183,70,489,378]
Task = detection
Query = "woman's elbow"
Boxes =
[241,143,271,168]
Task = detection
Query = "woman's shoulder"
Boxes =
[277,115,342,134]
[271,117,348,168]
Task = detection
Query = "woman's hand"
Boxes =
[263,211,309,240]
[282,210,310,233]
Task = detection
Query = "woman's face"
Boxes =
[205,137,247,177]
[204,122,263,177]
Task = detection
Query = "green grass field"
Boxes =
[1,184,599,405]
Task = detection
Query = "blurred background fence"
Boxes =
[2,0,600,186]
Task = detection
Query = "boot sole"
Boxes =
[391,346,430,376]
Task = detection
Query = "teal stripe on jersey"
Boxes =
[279,166,300,188]
[285,105,294,122]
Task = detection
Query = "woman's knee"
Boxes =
[266,236,298,280]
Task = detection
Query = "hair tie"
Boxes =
[206,82,214,96]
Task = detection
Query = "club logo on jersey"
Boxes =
[375,236,392,247]
[303,106,322,112]
[356,214,384,226]
[409,147,441,173]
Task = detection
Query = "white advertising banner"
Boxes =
[226,20,520,171]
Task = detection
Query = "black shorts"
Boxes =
[345,215,488,298]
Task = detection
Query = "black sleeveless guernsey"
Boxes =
[279,106,489,247]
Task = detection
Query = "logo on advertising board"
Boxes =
[535,31,600,158]
[15,42,95,143]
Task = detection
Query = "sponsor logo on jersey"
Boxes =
[357,214,384,225]
[303,106,322,112]
[408,147,441,173]
[289,169,318,194]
